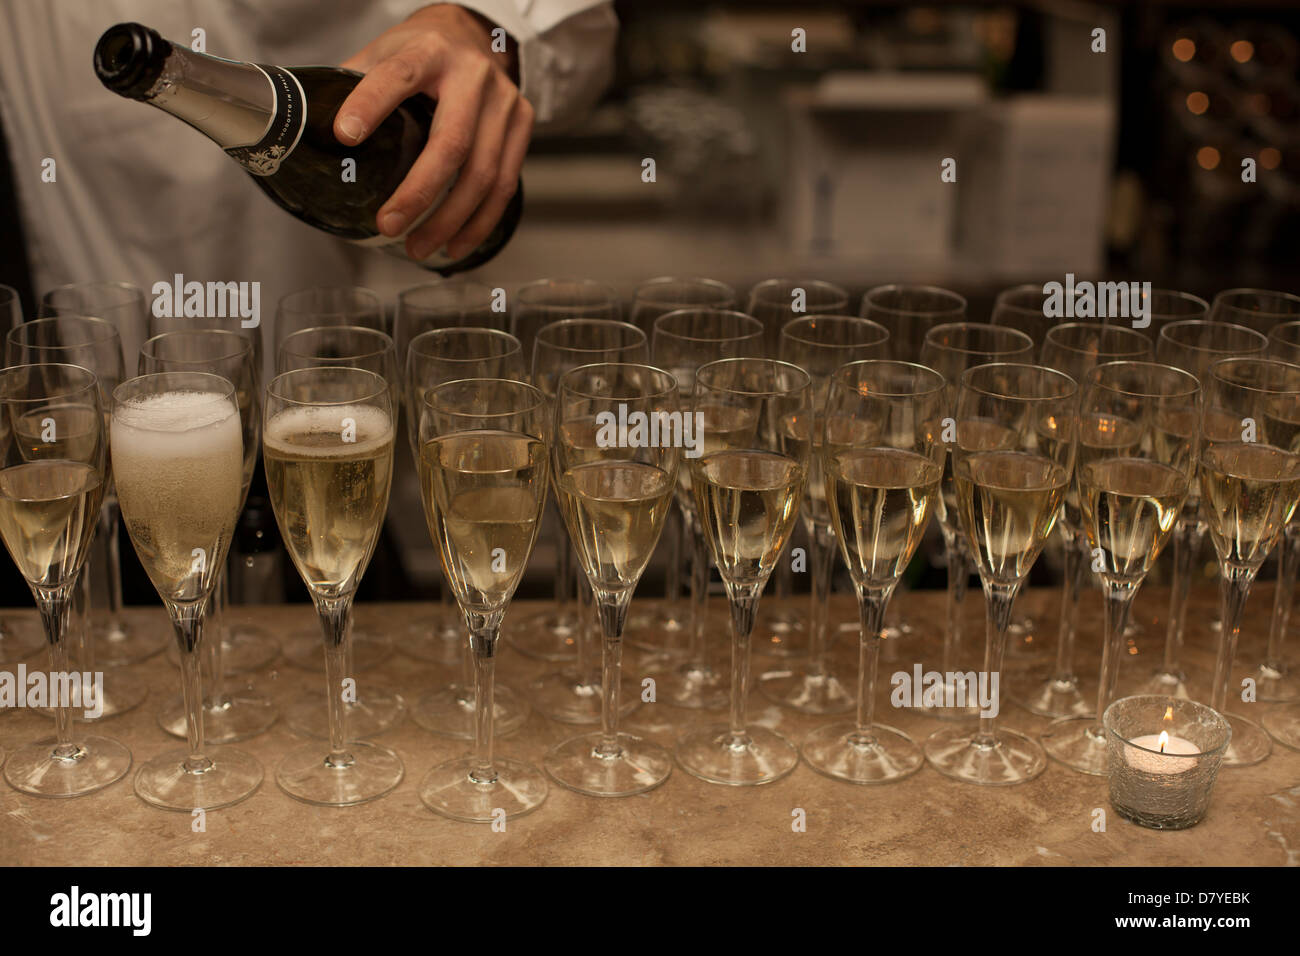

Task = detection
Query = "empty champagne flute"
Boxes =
[1210,288,1300,337]
[651,309,765,708]
[404,328,533,734]
[761,315,890,714]
[545,363,681,795]
[919,324,1034,719]
[511,277,621,360]
[1,363,130,796]
[1014,324,1154,720]
[114,371,262,809]
[264,367,402,804]
[676,357,812,785]
[7,315,148,717]
[803,360,945,783]
[140,330,276,743]
[417,378,550,820]
[1125,288,1209,341]
[274,286,386,349]
[1199,357,1300,766]
[1146,320,1267,697]
[1040,362,1199,774]
[925,363,1076,785]
[861,284,966,363]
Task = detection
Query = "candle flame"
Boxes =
[1163,705,1174,723]
[1157,730,1170,753]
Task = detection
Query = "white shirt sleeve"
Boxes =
[434,0,618,133]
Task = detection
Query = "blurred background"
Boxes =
[3,0,1299,611]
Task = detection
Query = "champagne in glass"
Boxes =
[113,372,262,809]
[0,364,130,797]
[544,363,681,796]
[676,357,812,785]
[417,378,550,821]
[265,367,402,805]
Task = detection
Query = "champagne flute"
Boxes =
[650,309,765,708]
[925,363,1076,785]
[1014,324,1154,719]
[405,328,533,735]
[417,378,550,821]
[274,286,386,348]
[919,323,1035,719]
[629,277,737,639]
[1255,320,1300,703]
[1210,288,1300,337]
[545,362,681,795]
[1199,357,1300,766]
[1040,362,1199,774]
[0,363,130,796]
[761,315,890,714]
[113,371,262,809]
[989,284,1056,346]
[803,360,945,783]
[139,330,276,743]
[1145,320,1268,697]
[7,315,149,717]
[265,367,402,804]
[861,284,966,363]
[515,319,647,672]
[511,277,621,360]
[273,330,407,737]
[676,357,812,785]
[1125,288,1209,341]
[39,283,157,664]
[0,285,44,665]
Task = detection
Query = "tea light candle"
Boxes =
[1124,731,1200,774]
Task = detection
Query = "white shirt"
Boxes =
[0,0,617,348]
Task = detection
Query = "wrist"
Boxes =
[414,3,519,82]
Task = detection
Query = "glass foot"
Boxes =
[755,608,808,658]
[282,628,392,672]
[1133,668,1194,700]
[1039,714,1108,775]
[527,670,641,724]
[919,672,986,721]
[1253,661,1300,702]
[506,609,578,661]
[4,735,132,797]
[545,731,673,796]
[158,689,278,743]
[625,603,686,655]
[1222,712,1271,767]
[420,755,547,822]
[759,667,855,715]
[1005,615,1042,659]
[411,681,529,738]
[276,741,402,806]
[287,687,407,739]
[94,619,168,667]
[659,656,730,709]
[36,667,148,721]
[402,612,464,666]
[136,746,262,810]
[0,618,43,665]
[1263,703,1300,752]
[676,724,800,786]
[1012,673,1091,719]
[802,722,923,784]
[925,725,1047,785]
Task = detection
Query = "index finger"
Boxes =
[333,48,441,145]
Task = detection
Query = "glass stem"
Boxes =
[1265,526,1300,672]
[102,498,127,634]
[74,564,94,674]
[315,596,353,768]
[596,592,631,757]
[33,583,78,758]
[467,611,503,784]
[1093,579,1137,733]
[1212,570,1255,713]
[727,584,761,740]
[457,634,473,705]
[974,579,1018,746]
[685,520,710,669]
[941,530,968,675]
[554,501,573,613]
[576,576,595,684]
[1052,535,1085,684]
[206,567,229,708]
[853,586,890,737]
[663,503,682,603]
[1162,518,1202,675]
[807,524,835,679]
[170,598,212,773]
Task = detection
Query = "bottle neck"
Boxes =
[143,46,278,151]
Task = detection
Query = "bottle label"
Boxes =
[225,66,306,176]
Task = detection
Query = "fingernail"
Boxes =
[338,114,367,143]
[380,211,408,236]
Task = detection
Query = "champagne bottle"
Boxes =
[93,22,521,274]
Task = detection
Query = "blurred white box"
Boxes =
[782,73,985,263]
[956,96,1115,277]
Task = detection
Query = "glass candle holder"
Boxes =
[1102,695,1230,830]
